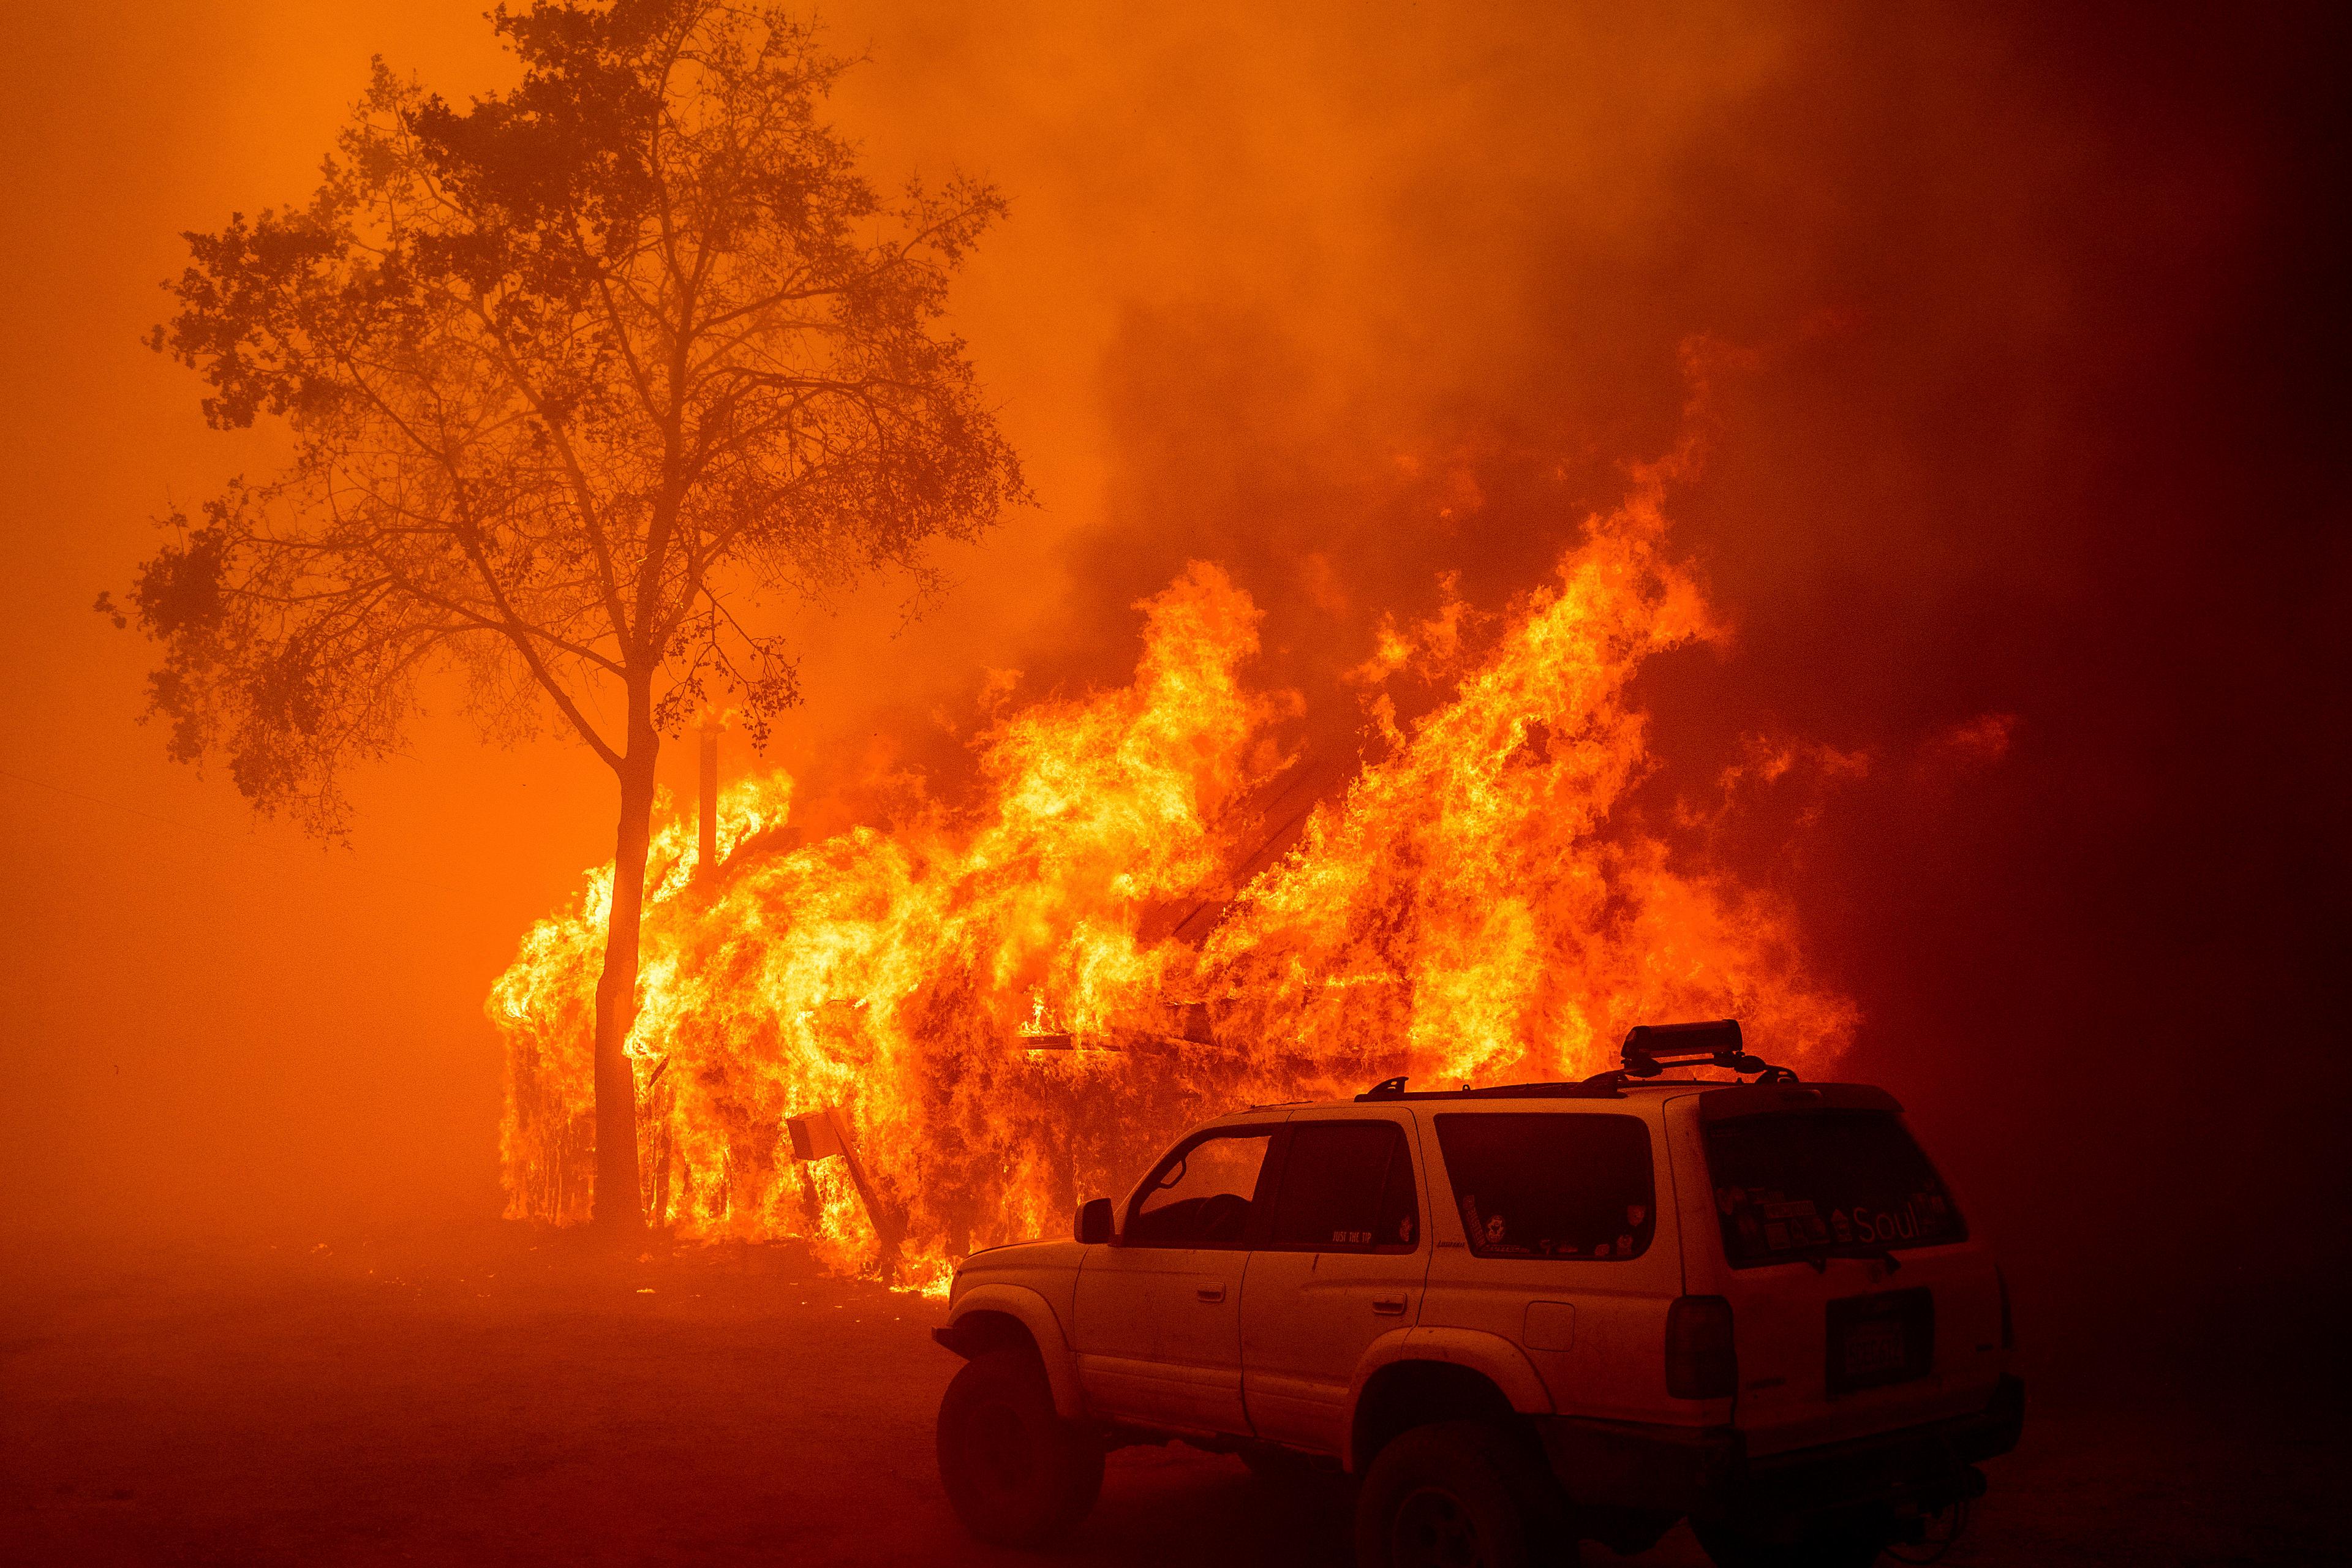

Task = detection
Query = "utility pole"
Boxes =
[696,712,722,883]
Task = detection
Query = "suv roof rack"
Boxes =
[1354,1019,1798,1102]
[1356,1074,1627,1102]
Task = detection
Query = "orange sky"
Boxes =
[2,0,2343,1331]
[0,0,1790,1238]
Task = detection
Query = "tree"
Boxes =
[114,0,1024,1231]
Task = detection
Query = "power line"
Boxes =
[0,764,260,842]
[0,764,451,891]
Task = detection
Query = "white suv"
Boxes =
[932,1022,2023,1567]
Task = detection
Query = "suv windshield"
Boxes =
[1433,1113,1656,1261]
[1704,1109,1965,1267]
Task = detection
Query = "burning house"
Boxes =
[489,477,1858,1293]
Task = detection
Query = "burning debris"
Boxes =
[490,478,1856,1292]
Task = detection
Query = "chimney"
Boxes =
[696,717,720,883]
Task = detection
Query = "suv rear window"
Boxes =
[1704,1109,1966,1267]
[1433,1114,1656,1261]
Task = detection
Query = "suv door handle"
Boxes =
[1372,1296,1408,1316]
[1196,1284,1226,1303]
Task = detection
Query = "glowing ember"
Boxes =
[490,477,1857,1292]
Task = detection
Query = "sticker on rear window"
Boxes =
[1705,1110,1966,1267]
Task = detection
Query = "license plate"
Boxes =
[1825,1287,1934,1396]
[1842,1317,1907,1379]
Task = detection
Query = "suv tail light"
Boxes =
[1665,1295,1738,1400]
[1997,1265,2015,1351]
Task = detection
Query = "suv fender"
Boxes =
[1343,1327,1555,1471]
[942,1283,1086,1420]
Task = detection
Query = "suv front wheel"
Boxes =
[936,1346,1104,1546]
[1354,1420,1571,1568]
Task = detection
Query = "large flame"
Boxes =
[490,477,1857,1292]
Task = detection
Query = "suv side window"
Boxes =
[1126,1129,1274,1248]
[1267,1120,1420,1253]
[1433,1112,1656,1261]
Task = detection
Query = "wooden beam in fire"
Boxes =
[1136,747,1353,952]
[1025,752,1347,1061]
[1019,1005,1223,1055]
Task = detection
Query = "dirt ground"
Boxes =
[2,1231,2337,1567]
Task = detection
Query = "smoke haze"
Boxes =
[2,0,2343,1379]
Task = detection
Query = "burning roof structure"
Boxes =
[489,476,1857,1293]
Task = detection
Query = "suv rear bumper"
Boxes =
[1535,1375,2025,1523]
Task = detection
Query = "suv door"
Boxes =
[1238,1114,1428,1452]
[1072,1125,1278,1434]
[1418,1106,1684,1426]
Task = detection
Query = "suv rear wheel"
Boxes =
[936,1347,1104,1546]
[1353,1419,1571,1568]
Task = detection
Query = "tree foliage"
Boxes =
[127,0,1022,835]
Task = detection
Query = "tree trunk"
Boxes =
[590,737,660,1233]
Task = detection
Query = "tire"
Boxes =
[1353,1419,1572,1568]
[1693,1517,1885,1568]
[935,1346,1104,1547]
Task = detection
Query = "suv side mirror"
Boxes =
[1074,1197,1114,1245]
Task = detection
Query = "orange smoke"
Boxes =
[490,474,1856,1292]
